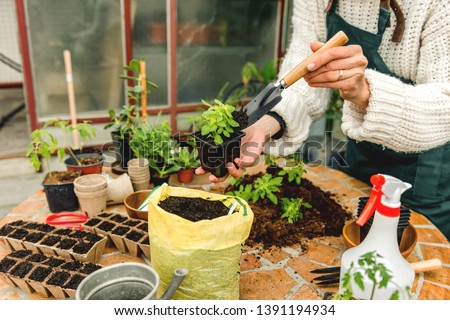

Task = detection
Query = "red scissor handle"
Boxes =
[46,212,89,229]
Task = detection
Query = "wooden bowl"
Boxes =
[124,190,152,220]
[342,221,418,258]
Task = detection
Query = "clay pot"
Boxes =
[177,169,194,184]
[65,154,104,175]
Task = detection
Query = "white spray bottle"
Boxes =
[339,174,414,299]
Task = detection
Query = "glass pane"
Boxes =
[132,0,169,108]
[177,0,279,105]
[25,0,124,118]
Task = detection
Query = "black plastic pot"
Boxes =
[111,131,135,169]
[192,131,245,178]
[151,173,170,186]
[42,172,81,213]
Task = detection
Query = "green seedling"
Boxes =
[252,173,283,205]
[278,162,306,185]
[280,197,312,223]
[226,184,253,202]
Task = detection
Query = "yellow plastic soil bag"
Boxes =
[147,185,254,300]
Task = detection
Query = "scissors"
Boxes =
[46,212,89,230]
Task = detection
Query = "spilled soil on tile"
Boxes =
[225,166,352,248]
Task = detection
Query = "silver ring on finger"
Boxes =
[337,69,344,81]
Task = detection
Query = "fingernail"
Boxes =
[307,63,315,71]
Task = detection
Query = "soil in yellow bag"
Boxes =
[148,185,254,300]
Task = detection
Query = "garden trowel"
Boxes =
[243,31,349,127]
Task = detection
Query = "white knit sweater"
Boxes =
[266,0,450,155]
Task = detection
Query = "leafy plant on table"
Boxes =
[199,99,240,145]
[252,173,283,205]
[26,119,96,171]
[104,58,158,138]
[336,251,410,300]
[226,184,253,202]
[129,116,180,177]
[280,197,312,223]
[174,147,200,170]
[278,162,306,185]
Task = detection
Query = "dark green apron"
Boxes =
[326,0,450,240]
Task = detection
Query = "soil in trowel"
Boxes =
[158,196,230,222]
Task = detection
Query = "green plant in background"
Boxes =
[199,99,240,145]
[174,147,200,170]
[325,88,344,133]
[104,58,159,138]
[336,251,410,300]
[252,173,283,204]
[264,154,280,167]
[278,162,306,185]
[280,197,312,223]
[26,119,97,171]
[226,184,253,202]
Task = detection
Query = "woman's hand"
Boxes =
[195,115,280,182]
[303,42,370,108]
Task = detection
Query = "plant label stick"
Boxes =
[63,50,80,149]
[140,61,147,123]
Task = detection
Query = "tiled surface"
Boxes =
[0,166,449,300]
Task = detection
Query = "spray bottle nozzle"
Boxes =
[355,174,385,226]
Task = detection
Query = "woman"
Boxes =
[196,0,450,240]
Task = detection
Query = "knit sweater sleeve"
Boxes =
[264,0,331,156]
[341,2,450,152]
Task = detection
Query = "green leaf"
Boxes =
[354,272,365,290]
[267,192,278,205]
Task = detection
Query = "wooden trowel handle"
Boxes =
[282,30,349,87]
[411,258,442,273]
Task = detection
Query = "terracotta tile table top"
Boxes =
[0,166,449,300]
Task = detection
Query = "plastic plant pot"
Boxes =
[64,154,104,175]
[111,131,135,169]
[42,172,81,213]
[192,131,245,178]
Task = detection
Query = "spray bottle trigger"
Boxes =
[355,174,385,227]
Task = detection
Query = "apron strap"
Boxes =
[324,0,405,42]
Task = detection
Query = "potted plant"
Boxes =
[26,120,81,213]
[173,146,200,184]
[104,58,158,169]
[57,120,103,175]
[129,117,180,186]
[193,99,247,178]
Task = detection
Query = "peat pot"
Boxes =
[75,262,188,300]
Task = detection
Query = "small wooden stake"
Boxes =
[63,50,79,148]
[140,61,147,123]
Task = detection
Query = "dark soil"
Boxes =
[225,167,352,248]
[69,230,87,239]
[233,108,249,131]
[26,254,47,263]
[137,222,148,232]
[110,214,128,223]
[8,229,29,240]
[124,220,140,227]
[46,271,70,286]
[58,239,76,250]
[98,213,112,218]
[23,222,42,230]
[97,221,115,231]
[43,171,80,184]
[10,261,33,278]
[0,225,13,236]
[29,266,52,282]
[158,196,230,222]
[9,250,32,258]
[9,220,27,227]
[60,260,84,271]
[54,229,72,236]
[84,218,101,227]
[63,274,86,290]
[140,236,149,244]
[78,157,102,165]
[0,258,16,273]
[70,146,103,155]
[24,232,45,243]
[41,235,61,246]
[44,257,65,268]
[35,224,55,232]
[79,263,102,275]
[112,226,130,236]
[72,241,94,254]
[126,230,144,242]
[84,233,103,243]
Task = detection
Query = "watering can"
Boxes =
[75,262,188,300]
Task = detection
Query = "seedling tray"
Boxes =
[82,212,150,258]
[0,221,107,263]
[0,250,102,299]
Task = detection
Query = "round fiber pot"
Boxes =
[75,188,108,217]
[74,174,107,192]
[65,154,104,175]
[131,179,150,192]
[177,169,194,184]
